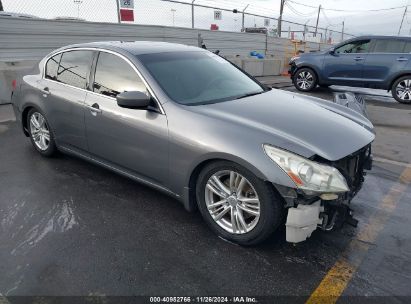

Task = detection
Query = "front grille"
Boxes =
[333,145,372,197]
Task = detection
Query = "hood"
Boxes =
[188,89,375,161]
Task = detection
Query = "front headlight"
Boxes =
[263,145,349,193]
[289,55,300,63]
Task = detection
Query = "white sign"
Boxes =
[264,18,270,27]
[214,10,222,20]
[119,0,134,9]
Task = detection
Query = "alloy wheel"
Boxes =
[204,170,261,234]
[395,79,411,101]
[296,70,314,90]
[30,112,50,151]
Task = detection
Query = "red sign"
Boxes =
[120,9,134,22]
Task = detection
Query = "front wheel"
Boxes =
[392,76,411,104]
[293,68,318,92]
[196,161,285,246]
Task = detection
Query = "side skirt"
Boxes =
[58,145,182,202]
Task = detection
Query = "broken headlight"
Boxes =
[263,145,349,193]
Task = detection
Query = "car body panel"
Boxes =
[84,92,169,186]
[12,41,375,211]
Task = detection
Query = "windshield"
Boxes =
[137,51,266,105]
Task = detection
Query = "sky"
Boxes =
[2,0,411,40]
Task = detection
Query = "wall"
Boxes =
[0,16,330,104]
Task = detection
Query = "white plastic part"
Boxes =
[285,201,323,243]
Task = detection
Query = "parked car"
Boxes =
[0,11,39,19]
[11,42,374,245]
[289,35,411,104]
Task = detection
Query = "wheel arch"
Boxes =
[388,73,411,92]
[21,104,38,137]
[183,154,270,212]
[294,65,321,83]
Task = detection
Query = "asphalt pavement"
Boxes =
[0,84,411,302]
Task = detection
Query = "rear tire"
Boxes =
[27,108,57,157]
[392,76,411,104]
[293,67,318,92]
[196,161,285,246]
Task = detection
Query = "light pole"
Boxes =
[73,0,83,19]
[171,8,176,27]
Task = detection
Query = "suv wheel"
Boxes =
[27,109,57,156]
[196,161,284,246]
[392,76,411,104]
[293,68,317,92]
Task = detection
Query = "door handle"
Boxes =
[397,57,409,62]
[354,57,364,61]
[41,87,50,96]
[87,103,102,115]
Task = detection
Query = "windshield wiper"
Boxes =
[235,91,265,100]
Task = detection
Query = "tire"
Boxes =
[391,76,411,104]
[293,67,318,92]
[196,161,285,246]
[27,108,57,157]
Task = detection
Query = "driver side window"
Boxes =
[335,40,371,54]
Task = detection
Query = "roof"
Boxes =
[352,35,411,40]
[60,41,203,56]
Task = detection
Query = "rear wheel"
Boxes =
[392,76,411,104]
[196,161,284,246]
[27,109,57,157]
[293,68,318,92]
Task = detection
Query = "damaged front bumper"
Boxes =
[277,144,373,243]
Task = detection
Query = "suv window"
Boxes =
[56,50,93,89]
[404,41,411,53]
[335,40,371,54]
[45,53,62,81]
[93,52,146,98]
[373,39,406,53]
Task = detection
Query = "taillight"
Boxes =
[12,79,17,90]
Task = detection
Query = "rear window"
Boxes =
[373,39,406,53]
[56,50,93,89]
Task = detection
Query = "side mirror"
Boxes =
[329,48,335,55]
[116,91,151,109]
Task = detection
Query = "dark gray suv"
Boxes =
[289,35,411,104]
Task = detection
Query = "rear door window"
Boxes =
[373,39,406,53]
[45,53,61,81]
[93,52,146,98]
[56,50,94,89]
[335,40,371,54]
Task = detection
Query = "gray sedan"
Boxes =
[11,41,374,245]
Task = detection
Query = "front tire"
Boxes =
[392,76,411,104]
[27,109,57,157]
[293,68,318,92]
[196,161,285,246]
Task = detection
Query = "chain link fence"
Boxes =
[1,0,353,44]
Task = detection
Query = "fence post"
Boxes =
[241,4,249,32]
[191,0,195,29]
[115,0,120,23]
